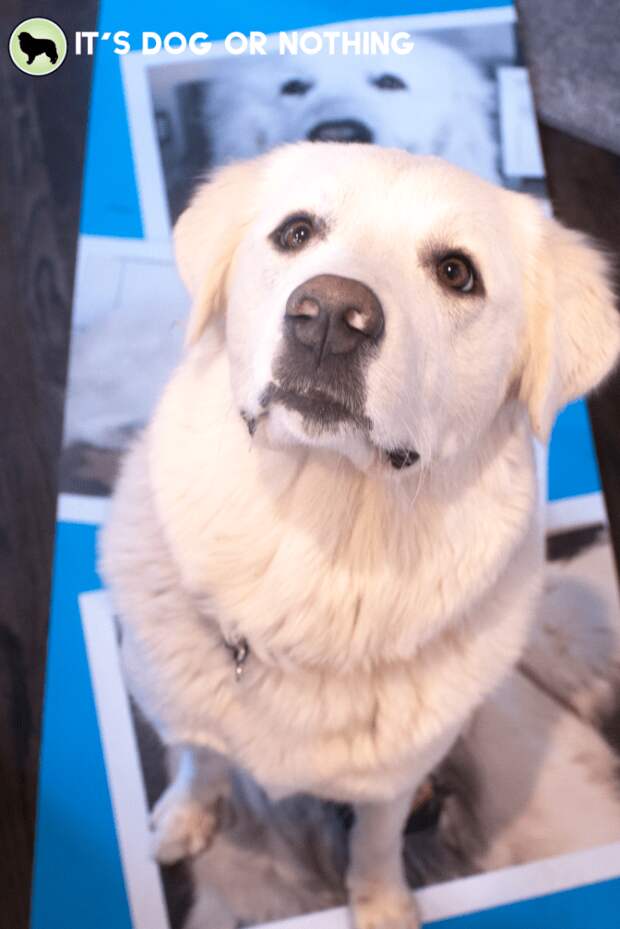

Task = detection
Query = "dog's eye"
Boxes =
[272,215,315,252]
[436,254,477,294]
[371,74,408,91]
[281,79,313,96]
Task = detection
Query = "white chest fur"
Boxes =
[102,350,543,801]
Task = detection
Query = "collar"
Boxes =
[223,634,251,681]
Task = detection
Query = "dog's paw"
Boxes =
[149,790,218,865]
[349,884,420,929]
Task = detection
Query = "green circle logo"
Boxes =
[9,18,67,76]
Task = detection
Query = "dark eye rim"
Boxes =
[270,212,321,253]
[435,251,483,296]
[280,78,313,96]
[371,73,408,91]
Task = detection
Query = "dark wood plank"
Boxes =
[0,4,96,928]
[536,123,620,579]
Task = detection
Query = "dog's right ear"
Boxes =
[174,157,262,346]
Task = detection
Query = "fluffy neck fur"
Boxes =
[148,341,539,673]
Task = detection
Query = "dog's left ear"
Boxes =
[174,157,262,346]
[520,212,620,442]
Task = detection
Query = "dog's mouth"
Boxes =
[307,119,374,145]
[241,387,420,470]
[261,383,372,431]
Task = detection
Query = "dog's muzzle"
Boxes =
[260,274,383,432]
[248,276,419,470]
[307,119,374,144]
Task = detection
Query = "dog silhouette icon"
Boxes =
[18,31,58,65]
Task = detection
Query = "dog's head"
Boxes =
[18,32,32,50]
[175,144,619,474]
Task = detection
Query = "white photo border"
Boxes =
[80,589,169,929]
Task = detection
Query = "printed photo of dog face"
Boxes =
[149,21,523,225]
[204,36,498,180]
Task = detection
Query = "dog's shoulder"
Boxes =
[99,433,170,608]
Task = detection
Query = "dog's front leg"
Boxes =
[149,744,230,864]
[347,792,419,929]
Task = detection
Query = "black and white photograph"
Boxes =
[133,10,544,231]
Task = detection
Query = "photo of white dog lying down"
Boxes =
[100,144,620,929]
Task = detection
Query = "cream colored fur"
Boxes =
[100,144,620,929]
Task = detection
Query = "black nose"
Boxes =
[307,119,374,144]
[285,274,384,363]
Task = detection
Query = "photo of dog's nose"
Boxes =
[307,120,374,144]
[285,274,384,363]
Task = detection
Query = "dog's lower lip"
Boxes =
[265,385,363,425]
[245,396,420,470]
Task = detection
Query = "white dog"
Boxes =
[100,144,619,929]
[205,35,499,182]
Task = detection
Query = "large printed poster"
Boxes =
[32,3,620,929]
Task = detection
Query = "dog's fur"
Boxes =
[205,36,499,182]
[18,31,58,65]
[100,144,620,929]
[163,531,620,929]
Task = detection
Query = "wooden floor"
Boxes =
[0,5,618,929]
[0,2,97,928]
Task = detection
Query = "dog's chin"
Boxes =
[263,403,377,472]
[242,400,421,477]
